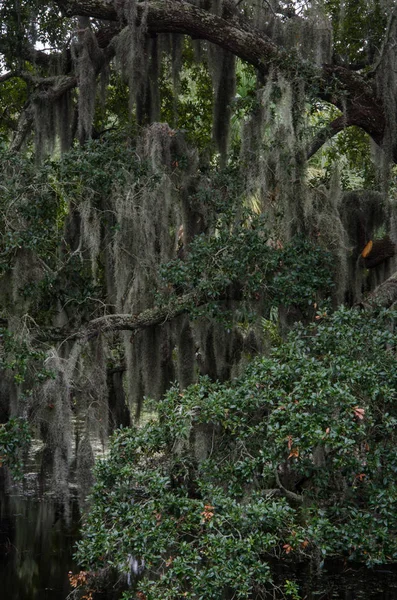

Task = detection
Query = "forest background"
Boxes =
[1,1,397,598]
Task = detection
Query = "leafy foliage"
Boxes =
[0,327,53,388]
[75,306,397,598]
[161,229,334,319]
[0,2,396,597]
[0,418,31,479]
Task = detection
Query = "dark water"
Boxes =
[271,556,397,599]
[296,561,397,599]
[0,475,79,600]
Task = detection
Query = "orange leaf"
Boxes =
[283,544,293,554]
[353,406,365,420]
[361,240,373,258]
[288,448,299,459]
[201,504,215,522]
[315,312,327,320]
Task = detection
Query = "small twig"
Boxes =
[275,467,303,504]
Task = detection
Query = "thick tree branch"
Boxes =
[0,0,387,158]
[306,115,349,159]
[32,260,397,344]
[35,291,203,342]
[52,0,388,156]
[57,0,282,75]
[320,65,386,149]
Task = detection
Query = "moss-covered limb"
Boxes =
[3,0,385,157]
[33,265,397,344]
[306,116,349,160]
[52,0,389,157]
[35,291,203,342]
[55,0,282,76]
[9,104,34,152]
[360,271,397,309]
[321,65,385,149]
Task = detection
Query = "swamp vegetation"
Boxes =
[1,0,397,598]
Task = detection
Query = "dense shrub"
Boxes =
[75,306,397,599]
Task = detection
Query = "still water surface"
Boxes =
[0,474,79,599]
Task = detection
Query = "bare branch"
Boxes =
[275,468,303,504]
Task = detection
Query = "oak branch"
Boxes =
[51,0,388,158]
[0,0,390,160]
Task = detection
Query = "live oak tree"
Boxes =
[1,2,397,598]
[0,1,395,155]
[1,1,397,331]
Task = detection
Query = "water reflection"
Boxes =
[275,559,397,599]
[0,469,79,600]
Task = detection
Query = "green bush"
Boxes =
[75,305,397,598]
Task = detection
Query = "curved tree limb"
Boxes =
[52,0,388,157]
[30,262,397,345]
[35,291,204,342]
[306,115,349,160]
[0,1,390,158]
